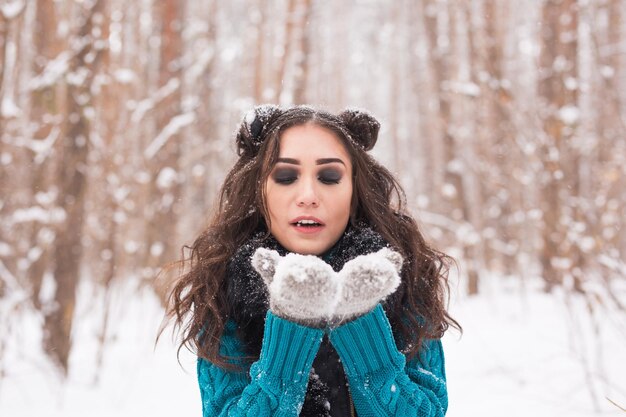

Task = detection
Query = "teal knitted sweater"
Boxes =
[197,304,447,416]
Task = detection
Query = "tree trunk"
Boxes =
[274,0,297,103]
[29,0,63,310]
[292,0,313,105]
[144,1,186,304]
[0,0,28,295]
[423,0,480,294]
[43,0,106,374]
[252,0,267,103]
[537,0,579,291]
[483,0,519,276]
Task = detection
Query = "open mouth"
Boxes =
[290,217,325,234]
[292,219,323,227]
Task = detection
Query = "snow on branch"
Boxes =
[186,47,215,84]
[144,112,195,159]
[598,254,626,277]
[130,78,180,124]
[9,206,66,226]
[1,0,25,19]
[417,210,465,234]
[5,126,61,164]
[0,260,29,314]
[28,51,73,91]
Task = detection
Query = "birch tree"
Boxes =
[43,0,107,374]
[537,0,580,290]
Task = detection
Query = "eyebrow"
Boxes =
[277,157,346,166]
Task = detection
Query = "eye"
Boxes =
[318,169,342,184]
[272,168,298,185]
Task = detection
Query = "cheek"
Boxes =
[264,182,278,218]
[337,182,353,218]
[265,185,290,223]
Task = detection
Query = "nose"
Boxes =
[296,177,319,207]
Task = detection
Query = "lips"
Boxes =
[290,216,325,226]
[290,216,325,234]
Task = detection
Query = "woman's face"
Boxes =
[265,123,353,255]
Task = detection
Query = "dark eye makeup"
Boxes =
[318,169,342,184]
[271,167,343,185]
[272,168,298,184]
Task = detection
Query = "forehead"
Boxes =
[278,123,350,159]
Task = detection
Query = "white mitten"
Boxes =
[252,248,340,326]
[333,247,403,324]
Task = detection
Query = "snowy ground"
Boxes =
[444,275,626,416]
[0,275,624,417]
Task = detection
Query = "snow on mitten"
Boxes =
[252,248,340,327]
[332,247,403,324]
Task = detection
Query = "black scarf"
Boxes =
[226,223,400,416]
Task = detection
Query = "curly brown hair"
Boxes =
[162,105,460,369]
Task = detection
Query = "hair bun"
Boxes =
[338,108,380,151]
[236,104,283,156]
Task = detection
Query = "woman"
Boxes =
[166,105,460,416]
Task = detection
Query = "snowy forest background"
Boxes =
[0,0,625,416]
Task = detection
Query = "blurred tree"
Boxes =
[538,0,579,291]
[29,0,63,311]
[252,0,268,103]
[480,0,519,277]
[292,0,313,104]
[144,1,186,304]
[0,0,28,299]
[274,0,296,103]
[43,0,107,374]
[422,0,481,294]
[176,0,220,264]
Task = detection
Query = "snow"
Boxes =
[29,51,72,91]
[0,0,24,19]
[0,275,623,417]
[150,242,164,257]
[442,183,457,198]
[558,105,580,125]
[444,276,625,417]
[144,112,195,159]
[597,254,626,274]
[244,104,282,132]
[123,240,140,254]
[7,126,61,164]
[342,106,378,120]
[1,97,21,118]
[245,108,257,126]
[155,166,179,189]
[133,170,151,184]
[10,206,66,226]
[113,69,137,84]
[446,80,481,97]
[0,242,12,257]
[187,47,215,82]
[0,152,13,165]
[0,279,199,417]
[38,272,57,306]
[600,66,615,79]
[34,190,57,206]
[66,67,90,87]
[129,78,180,124]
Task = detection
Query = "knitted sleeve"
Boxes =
[328,304,448,417]
[197,311,324,417]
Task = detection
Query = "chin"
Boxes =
[287,240,329,256]
[290,245,323,256]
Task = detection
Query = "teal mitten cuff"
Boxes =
[256,310,324,380]
[328,304,405,377]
